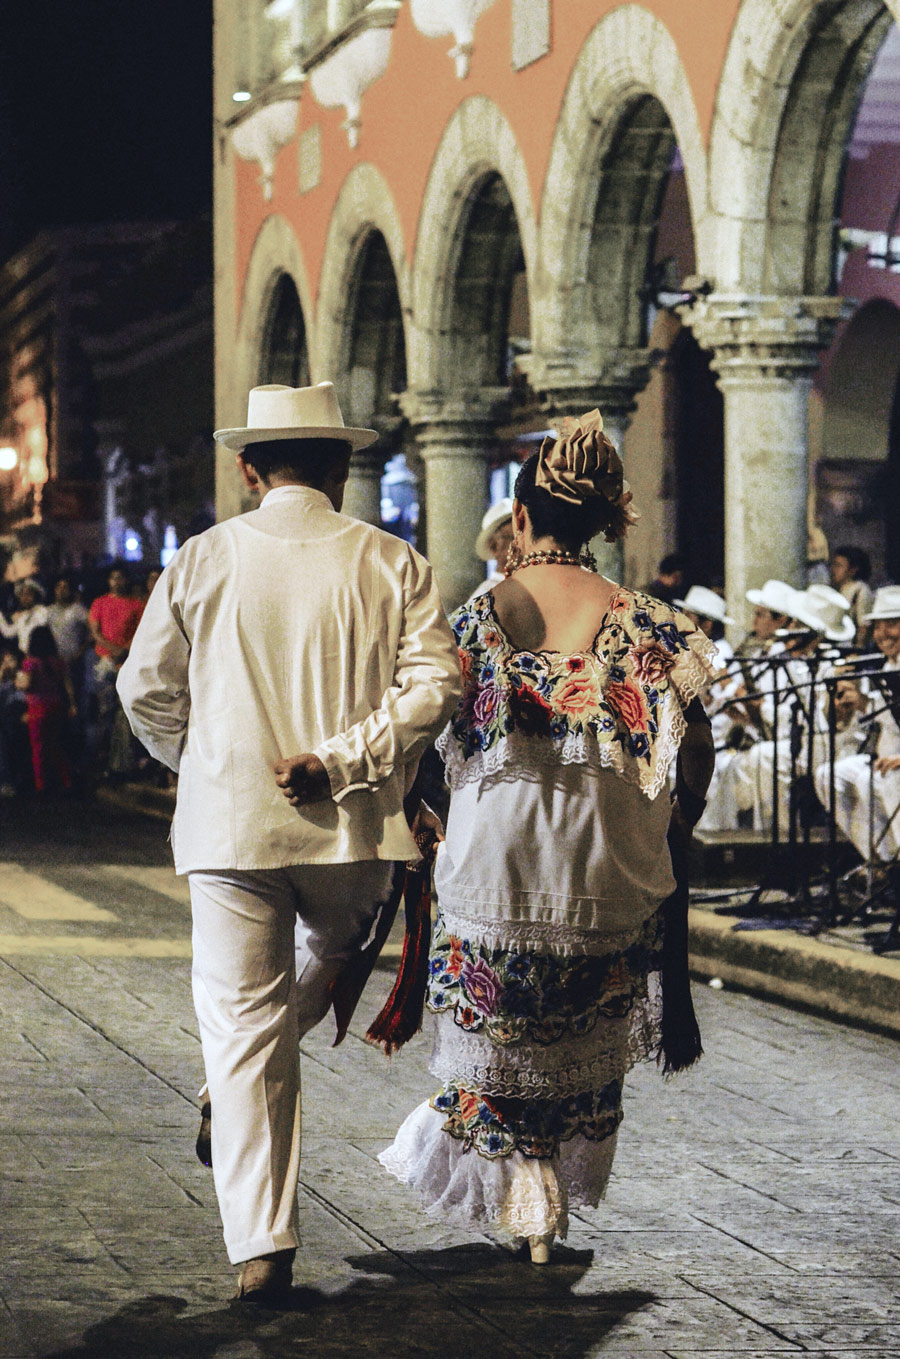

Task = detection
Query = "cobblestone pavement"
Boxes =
[1,797,899,1358]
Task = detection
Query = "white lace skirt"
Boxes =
[379,1101,619,1240]
[378,911,663,1241]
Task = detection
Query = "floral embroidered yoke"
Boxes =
[438,587,718,799]
[380,587,718,1242]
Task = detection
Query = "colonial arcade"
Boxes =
[213,0,900,615]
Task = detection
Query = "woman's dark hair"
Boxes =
[513,452,617,550]
[27,626,58,659]
[833,545,871,582]
[242,437,353,487]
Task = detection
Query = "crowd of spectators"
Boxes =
[0,562,163,798]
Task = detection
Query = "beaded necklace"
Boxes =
[507,547,598,574]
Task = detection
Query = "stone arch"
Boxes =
[259,274,311,389]
[218,214,314,520]
[709,0,900,293]
[536,6,708,369]
[408,95,538,392]
[235,213,314,404]
[316,161,410,406]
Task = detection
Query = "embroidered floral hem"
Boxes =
[430,1077,623,1160]
[427,911,663,1047]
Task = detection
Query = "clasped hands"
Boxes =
[274,753,331,807]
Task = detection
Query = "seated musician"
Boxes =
[704,585,853,834]
[814,586,900,863]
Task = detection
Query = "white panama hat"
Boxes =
[862,584,900,623]
[213,382,378,453]
[781,584,855,642]
[745,579,800,618]
[475,498,514,561]
[674,584,735,626]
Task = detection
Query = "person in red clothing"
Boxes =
[16,626,76,793]
[88,564,145,778]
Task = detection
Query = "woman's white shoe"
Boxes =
[528,1234,553,1264]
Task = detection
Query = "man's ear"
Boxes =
[236,454,258,492]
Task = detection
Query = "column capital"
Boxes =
[679,293,854,384]
[522,348,652,420]
[399,387,508,452]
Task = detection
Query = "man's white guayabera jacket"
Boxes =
[117,484,461,874]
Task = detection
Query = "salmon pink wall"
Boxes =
[233,0,741,318]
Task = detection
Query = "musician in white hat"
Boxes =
[699,581,797,832]
[117,383,461,1303]
[707,585,857,833]
[814,585,900,863]
[469,498,514,600]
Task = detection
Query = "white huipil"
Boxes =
[380,589,718,1240]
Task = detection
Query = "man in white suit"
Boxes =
[118,383,460,1303]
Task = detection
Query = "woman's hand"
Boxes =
[875,755,900,775]
[274,753,332,806]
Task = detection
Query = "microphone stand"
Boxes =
[834,680,900,952]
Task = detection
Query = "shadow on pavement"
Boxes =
[40,1245,655,1358]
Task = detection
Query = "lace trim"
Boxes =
[436,720,685,801]
[436,906,657,958]
[428,980,661,1099]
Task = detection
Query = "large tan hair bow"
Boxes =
[536,409,624,505]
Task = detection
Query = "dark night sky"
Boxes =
[0,0,213,262]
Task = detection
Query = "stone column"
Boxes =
[340,416,403,526]
[401,389,507,610]
[342,448,387,525]
[530,352,651,583]
[680,295,851,627]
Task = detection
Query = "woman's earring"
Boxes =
[504,533,524,573]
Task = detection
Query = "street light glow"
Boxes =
[232,90,252,102]
[0,446,17,471]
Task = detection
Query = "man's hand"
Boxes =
[274,753,332,807]
[875,755,900,775]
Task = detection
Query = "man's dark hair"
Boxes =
[513,453,613,551]
[658,553,686,576]
[833,545,871,582]
[242,437,353,488]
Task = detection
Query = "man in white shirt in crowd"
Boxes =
[118,383,461,1304]
[815,585,900,863]
[46,574,91,711]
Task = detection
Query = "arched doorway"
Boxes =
[259,273,309,387]
[588,112,720,593]
[341,228,411,533]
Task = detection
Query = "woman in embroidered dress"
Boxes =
[379,411,718,1263]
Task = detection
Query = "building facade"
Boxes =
[212,0,900,615]
[0,221,215,580]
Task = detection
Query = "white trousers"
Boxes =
[189,861,393,1264]
[814,754,900,862]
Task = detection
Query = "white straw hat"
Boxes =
[475,498,514,560]
[674,585,734,626]
[782,584,855,642]
[214,382,378,453]
[745,579,800,618]
[862,584,900,623]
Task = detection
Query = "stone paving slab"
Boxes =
[1,797,900,1356]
